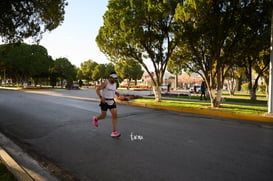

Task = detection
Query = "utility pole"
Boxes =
[268,9,273,115]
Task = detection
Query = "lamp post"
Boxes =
[268,9,273,115]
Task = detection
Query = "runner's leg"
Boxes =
[97,110,107,120]
[109,108,118,131]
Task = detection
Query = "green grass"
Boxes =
[131,98,267,116]
[222,92,266,98]
[0,161,17,181]
[175,94,267,105]
[224,97,266,105]
[220,104,267,115]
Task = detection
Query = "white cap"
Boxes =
[110,73,118,79]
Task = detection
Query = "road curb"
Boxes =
[0,132,59,181]
[117,100,273,123]
[0,147,34,181]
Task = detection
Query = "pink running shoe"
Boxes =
[111,131,121,137]
[93,116,98,127]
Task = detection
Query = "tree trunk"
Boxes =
[153,86,162,102]
[264,76,269,98]
[208,88,223,107]
[207,70,224,108]
[213,89,223,107]
[208,88,215,107]
[250,76,260,101]
[229,90,235,96]
[175,74,178,90]
[237,76,243,91]
[250,88,257,101]
[227,79,236,96]
[127,78,131,90]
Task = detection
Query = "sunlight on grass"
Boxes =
[132,98,267,115]
[220,104,267,115]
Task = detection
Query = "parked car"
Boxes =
[66,81,79,89]
[161,84,168,91]
[189,85,201,93]
[72,81,79,89]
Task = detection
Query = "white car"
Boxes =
[161,84,168,91]
[72,81,79,89]
[189,85,201,93]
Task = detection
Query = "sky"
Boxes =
[39,0,109,67]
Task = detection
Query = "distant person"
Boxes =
[200,81,206,100]
[79,79,83,88]
[167,83,171,93]
[93,72,121,137]
[194,85,197,94]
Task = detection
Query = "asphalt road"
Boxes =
[0,89,273,181]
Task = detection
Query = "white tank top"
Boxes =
[102,79,117,99]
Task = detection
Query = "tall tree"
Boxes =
[105,63,115,79]
[225,65,240,96]
[167,57,183,89]
[241,49,270,100]
[1,43,34,83]
[0,0,67,42]
[96,0,183,101]
[175,0,271,107]
[51,57,76,88]
[79,60,98,81]
[235,1,271,100]
[0,43,53,85]
[28,44,53,86]
[115,59,144,89]
[92,64,106,84]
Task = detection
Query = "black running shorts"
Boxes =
[99,101,117,111]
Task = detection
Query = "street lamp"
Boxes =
[268,9,273,115]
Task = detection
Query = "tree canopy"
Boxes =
[50,57,76,87]
[0,43,53,84]
[0,0,67,42]
[0,43,78,87]
[115,59,144,88]
[97,0,271,106]
[97,0,184,101]
[173,0,272,107]
[79,60,98,81]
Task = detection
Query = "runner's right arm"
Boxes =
[96,81,107,102]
